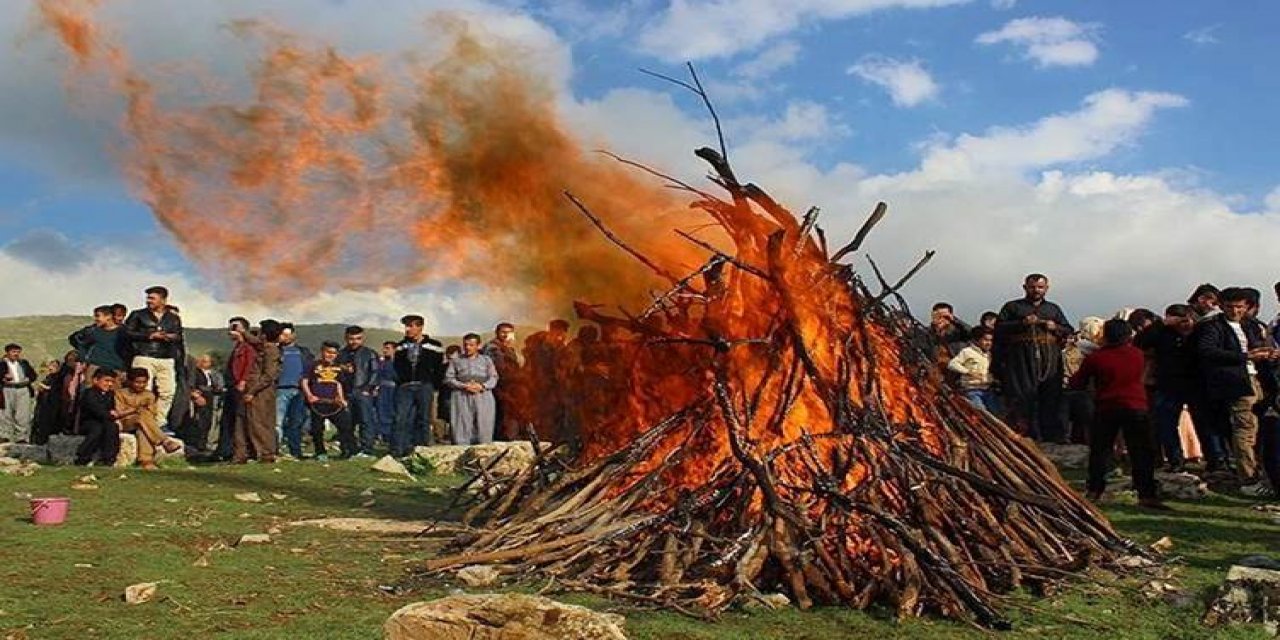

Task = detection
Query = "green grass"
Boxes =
[0,461,1274,639]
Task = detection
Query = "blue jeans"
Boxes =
[1151,389,1189,466]
[964,389,1000,414]
[376,384,396,443]
[393,383,434,456]
[276,388,308,457]
[349,391,378,454]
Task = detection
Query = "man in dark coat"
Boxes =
[392,315,445,457]
[337,325,380,457]
[992,274,1074,442]
[123,286,184,428]
[1196,287,1272,484]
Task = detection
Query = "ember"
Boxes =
[422,79,1139,629]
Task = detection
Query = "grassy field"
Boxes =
[0,459,1274,640]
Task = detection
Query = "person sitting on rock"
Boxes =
[115,368,182,470]
[74,369,120,466]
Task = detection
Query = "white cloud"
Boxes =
[848,55,939,107]
[637,0,971,62]
[976,16,1101,68]
[732,40,801,80]
[891,89,1188,181]
[1183,24,1221,46]
[1265,186,1280,212]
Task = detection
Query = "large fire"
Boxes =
[35,1,1135,627]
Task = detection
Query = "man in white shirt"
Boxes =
[0,344,38,443]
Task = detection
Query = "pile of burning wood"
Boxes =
[413,126,1139,629]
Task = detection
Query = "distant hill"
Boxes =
[0,315,485,365]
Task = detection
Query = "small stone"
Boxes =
[371,455,413,478]
[1150,536,1174,554]
[456,565,500,587]
[234,492,263,503]
[741,592,791,610]
[236,534,272,546]
[271,493,288,501]
[124,582,158,605]
[70,483,98,491]
[359,488,374,497]
[1117,555,1156,569]
[266,526,283,535]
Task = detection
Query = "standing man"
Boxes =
[123,286,183,428]
[184,354,224,454]
[275,324,313,459]
[1135,304,1201,472]
[0,344,38,443]
[992,274,1074,442]
[215,317,254,461]
[233,319,282,464]
[482,322,524,440]
[392,315,445,457]
[376,341,398,449]
[1197,287,1271,485]
[337,326,380,458]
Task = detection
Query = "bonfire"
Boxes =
[414,71,1140,631]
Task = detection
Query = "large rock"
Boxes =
[115,434,139,467]
[4,442,50,463]
[46,434,84,465]
[384,594,626,640]
[410,445,469,475]
[1204,565,1280,636]
[411,442,551,476]
[1038,443,1089,470]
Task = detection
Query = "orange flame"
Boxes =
[35,0,707,314]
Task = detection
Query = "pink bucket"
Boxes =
[31,497,70,526]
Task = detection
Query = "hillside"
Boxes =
[0,315,469,365]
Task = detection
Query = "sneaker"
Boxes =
[1240,482,1277,498]
[162,439,183,454]
[353,452,374,460]
[314,454,329,462]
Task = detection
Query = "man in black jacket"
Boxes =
[337,325,380,457]
[123,286,184,429]
[391,315,445,456]
[1136,304,1199,471]
[1197,287,1273,482]
[0,343,39,443]
[74,370,121,465]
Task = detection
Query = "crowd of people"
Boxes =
[930,275,1280,508]
[0,286,583,468]
[0,277,1277,507]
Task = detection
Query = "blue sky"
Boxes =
[1,0,1278,330]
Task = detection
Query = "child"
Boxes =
[947,326,999,413]
[74,370,119,466]
[301,341,357,460]
[116,368,182,470]
[1069,319,1169,511]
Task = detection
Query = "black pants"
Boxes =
[1007,376,1065,442]
[75,420,120,465]
[1059,389,1094,445]
[183,401,215,452]
[1088,408,1158,499]
[309,404,357,457]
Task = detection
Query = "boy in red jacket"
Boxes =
[1069,319,1170,510]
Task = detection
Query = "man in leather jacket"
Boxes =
[391,315,445,456]
[123,286,184,428]
[337,325,380,456]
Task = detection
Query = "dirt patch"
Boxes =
[287,518,438,535]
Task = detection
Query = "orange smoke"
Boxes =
[34,0,706,314]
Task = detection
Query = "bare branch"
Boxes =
[564,191,681,284]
